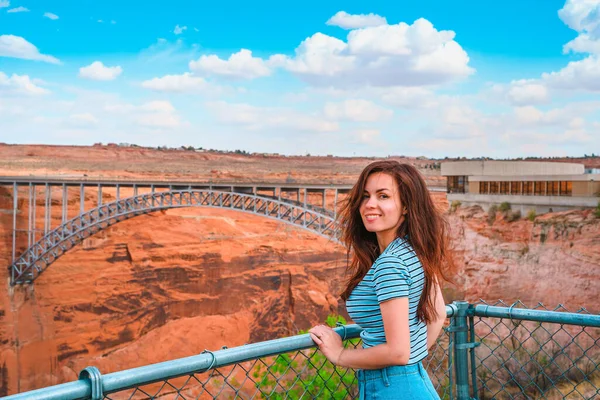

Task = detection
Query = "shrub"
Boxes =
[595,201,600,218]
[506,210,522,222]
[527,210,537,222]
[487,205,498,225]
[253,314,360,399]
[499,202,511,212]
[450,200,461,213]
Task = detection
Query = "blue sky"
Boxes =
[0,0,599,157]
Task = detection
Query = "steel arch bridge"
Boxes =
[9,189,340,285]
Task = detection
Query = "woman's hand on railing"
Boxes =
[309,324,345,365]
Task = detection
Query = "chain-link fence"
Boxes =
[103,338,363,400]
[4,301,599,400]
[100,330,452,400]
[471,300,600,400]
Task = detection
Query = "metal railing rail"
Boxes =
[3,302,599,400]
[4,325,364,400]
[466,301,600,400]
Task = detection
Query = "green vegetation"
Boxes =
[252,314,360,399]
[487,205,498,225]
[450,200,461,213]
[527,210,537,222]
[499,202,511,212]
[595,201,600,218]
[487,202,521,222]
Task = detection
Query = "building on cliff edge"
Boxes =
[441,161,600,214]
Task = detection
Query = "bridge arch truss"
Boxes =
[8,189,340,285]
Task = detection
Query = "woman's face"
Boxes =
[359,172,405,236]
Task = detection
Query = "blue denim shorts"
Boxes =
[356,362,440,399]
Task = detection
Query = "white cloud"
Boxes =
[563,33,600,54]
[375,86,439,109]
[482,1,600,102]
[270,34,353,77]
[411,137,491,157]
[513,106,565,126]
[174,24,187,35]
[139,38,199,65]
[273,18,473,88]
[0,89,198,147]
[0,1,9,8]
[190,49,273,79]
[140,73,233,96]
[559,0,600,54]
[542,56,600,91]
[67,113,99,126]
[158,16,472,90]
[136,113,182,128]
[477,102,599,149]
[314,85,440,109]
[324,99,393,122]
[0,71,50,95]
[494,79,551,106]
[542,1,600,92]
[282,92,310,103]
[105,100,184,129]
[44,12,59,20]
[141,72,210,92]
[512,103,598,128]
[105,100,175,114]
[407,98,599,157]
[79,61,123,81]
[438,103,487,139]
[558,0,600,37]
[326,11,387,29]
[0,35,60,64]
[7,6,29,12]
[353,129,382,145]
[139,100,175,113]
[206,101,339,132]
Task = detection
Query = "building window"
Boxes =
[547,181,559,196]
[523,182,533,195]
[510,181,521,195]
[489,181,499,194]
[559,181,572,196]
[447,176,467,193]
[500,182,509,194]
[480,181,489,194]
[534,181,546,196]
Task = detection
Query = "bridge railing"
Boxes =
[4,301,599,399]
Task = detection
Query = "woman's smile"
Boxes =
[358,172,407,252]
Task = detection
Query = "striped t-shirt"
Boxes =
[346,236,428,364]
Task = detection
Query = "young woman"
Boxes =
[309,160,452,399]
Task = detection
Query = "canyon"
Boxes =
[0,144,598,396]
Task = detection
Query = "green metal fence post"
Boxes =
[468,314,480,399]
[452,301,471,400]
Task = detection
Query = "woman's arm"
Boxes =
[426,281,447,349]
[309,297,410,370]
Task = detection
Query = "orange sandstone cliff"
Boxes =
[0,144,598,395]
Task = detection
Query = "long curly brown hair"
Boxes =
[339,160,453,324]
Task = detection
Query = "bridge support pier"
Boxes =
[12,182,17,263]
